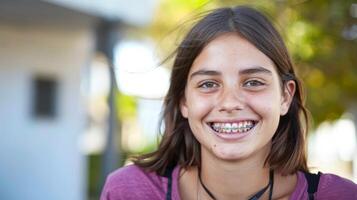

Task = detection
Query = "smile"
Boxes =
[208,121,257,134]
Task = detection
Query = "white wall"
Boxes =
[45,0,158,26]
[0,21,94,200]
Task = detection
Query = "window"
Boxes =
[32,77,57,118]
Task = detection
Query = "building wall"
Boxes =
[0,21,94,200]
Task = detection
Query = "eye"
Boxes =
[198,81,219,89]
[243,79,265,87]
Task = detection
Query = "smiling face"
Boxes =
[180,33,295,162]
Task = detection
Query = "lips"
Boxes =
[208,120,257,134]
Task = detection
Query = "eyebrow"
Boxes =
[189,70,221,80]
[189,66,272,80]
[239,66,272,75]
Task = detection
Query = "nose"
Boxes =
[218,87,245,113]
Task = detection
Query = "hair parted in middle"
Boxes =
[133,5,309,176]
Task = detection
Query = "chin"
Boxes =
[212,145,252,161]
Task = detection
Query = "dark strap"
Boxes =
[198,169,274,200]
[268,169,274,200]
[164,166,174,200]
[304,171,321,200]
[248,170,274,200]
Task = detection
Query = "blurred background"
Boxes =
[0,0,356,199]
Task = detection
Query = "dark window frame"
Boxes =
[32,76,58,119]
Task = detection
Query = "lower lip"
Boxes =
[209,124,257,141]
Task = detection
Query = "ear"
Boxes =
[280,80,296,116]
[180,96,188,118]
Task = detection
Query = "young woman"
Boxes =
[101,6,357,200]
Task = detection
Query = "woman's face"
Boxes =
[180,33,295,162]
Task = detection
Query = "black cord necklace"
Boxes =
[198,169,274,200]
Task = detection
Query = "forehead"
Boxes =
[190,33,276,75]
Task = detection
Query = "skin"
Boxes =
[179,33,297,200]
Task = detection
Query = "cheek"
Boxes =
[186,93,215,118]
[246,91,282,117]
[185,93,216,140]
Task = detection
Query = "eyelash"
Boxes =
[198,81,219,89]
[243,79,265,87]
[196,79,265,91]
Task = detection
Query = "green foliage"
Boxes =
[116,91,137,121]
[283,0,357,125]
[88,154,102,200]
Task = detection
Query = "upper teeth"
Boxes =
[211,121,255,133]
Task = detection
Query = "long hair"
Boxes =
[132,6,309,176]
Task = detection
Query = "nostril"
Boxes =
[218,103,244,113]
[218,93,245,112]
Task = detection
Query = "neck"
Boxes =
[199,145,272,200]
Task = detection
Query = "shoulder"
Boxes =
[105,164,155,186]
[290,171,357,200]
[100,164,167,200]
[316,172,357,199]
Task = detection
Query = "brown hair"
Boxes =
[132,6,309,175]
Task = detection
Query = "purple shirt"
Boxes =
[101,164,357,200]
